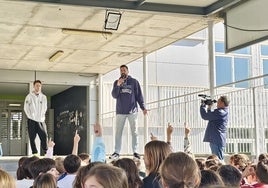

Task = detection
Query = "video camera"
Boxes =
[198,94,217,105]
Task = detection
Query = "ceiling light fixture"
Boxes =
[62,28,112,36]
[49,50,64,62]
[104,10,122,30]
[8,104,21,107]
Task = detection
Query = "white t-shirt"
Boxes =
[16,179,34,188]
[57,174,76,188]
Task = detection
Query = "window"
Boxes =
[215,41,251,55]
[261,45,268,56]
[172,39,202,47]
[233,47,251,55]
[215,42,225,53]
[261,45,268,88]
[263,59,268,88]
[234,57,250,88]
[215,42,251,88]
[216,56,232,86]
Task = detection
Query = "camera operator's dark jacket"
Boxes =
[112,75,145,114]
[200,104,229,147]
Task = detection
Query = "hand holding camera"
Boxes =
[198,94,217,105]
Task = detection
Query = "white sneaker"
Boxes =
[133,153,141,161]
[109,152,119,160]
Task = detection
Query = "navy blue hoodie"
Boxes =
[112,75,145,114]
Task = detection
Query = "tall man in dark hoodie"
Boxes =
[110,65,148,160]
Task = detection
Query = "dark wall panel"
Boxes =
[51,86,87,155]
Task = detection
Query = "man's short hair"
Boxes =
[63,154,81,174]
[33,80,42,85]
[29,158,56,179]
[220,96,230,107]
[120,65,128,70]
[78,153,90,161]
[217,165,242,187]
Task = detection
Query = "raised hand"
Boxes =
[94,123,102,137]
[47,137,55,148]
[74,130,80,143]
[184,122,191,138]
[150,132,157,141]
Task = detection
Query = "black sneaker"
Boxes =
[109,152,120,160]
[133,153,140,161]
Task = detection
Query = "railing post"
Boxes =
[253,87,265,158]
[253,87,257,158]
[97,74,103,124]
[208,20,216,97]
[143,52,149,145]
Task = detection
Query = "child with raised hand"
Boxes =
[91,123,106,163]
[45,138,55,159]
[150,122,192,154]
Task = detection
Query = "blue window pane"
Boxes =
[216,56,232,86]
[215,42,224,53]
[172,39,202,47]
[261,45,268,56]
[234,57,250,88]
[263,59,268,88]
[233,47,251,55]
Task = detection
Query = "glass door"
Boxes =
[0,109,26,156]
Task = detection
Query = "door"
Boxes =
[0,108,26,156]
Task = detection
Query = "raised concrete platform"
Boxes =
[0,156,21,178]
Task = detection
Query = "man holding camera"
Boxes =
[200,95,230,160]
[110,64,148,161]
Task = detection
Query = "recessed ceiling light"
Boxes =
[49,50,64,62]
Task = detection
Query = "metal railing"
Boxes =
[100,75,268,156]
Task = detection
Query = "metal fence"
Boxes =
[100,79,268,157]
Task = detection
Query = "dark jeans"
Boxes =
[27,119,48,154]
[209,142,224,161]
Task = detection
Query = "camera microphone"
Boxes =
[198,94,207,97]
[120,74,126,79]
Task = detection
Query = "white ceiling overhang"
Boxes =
[0,0,244,74]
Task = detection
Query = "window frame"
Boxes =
[215,41,252,88]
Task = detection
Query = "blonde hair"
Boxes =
[54,157,65,174]
[33,173,57,188]
[73,162,102,188]
[0,169,16,188]
[144,140,172,174]
[229,154,249,172]
[82,164,129,188]
[160,152,201,188]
